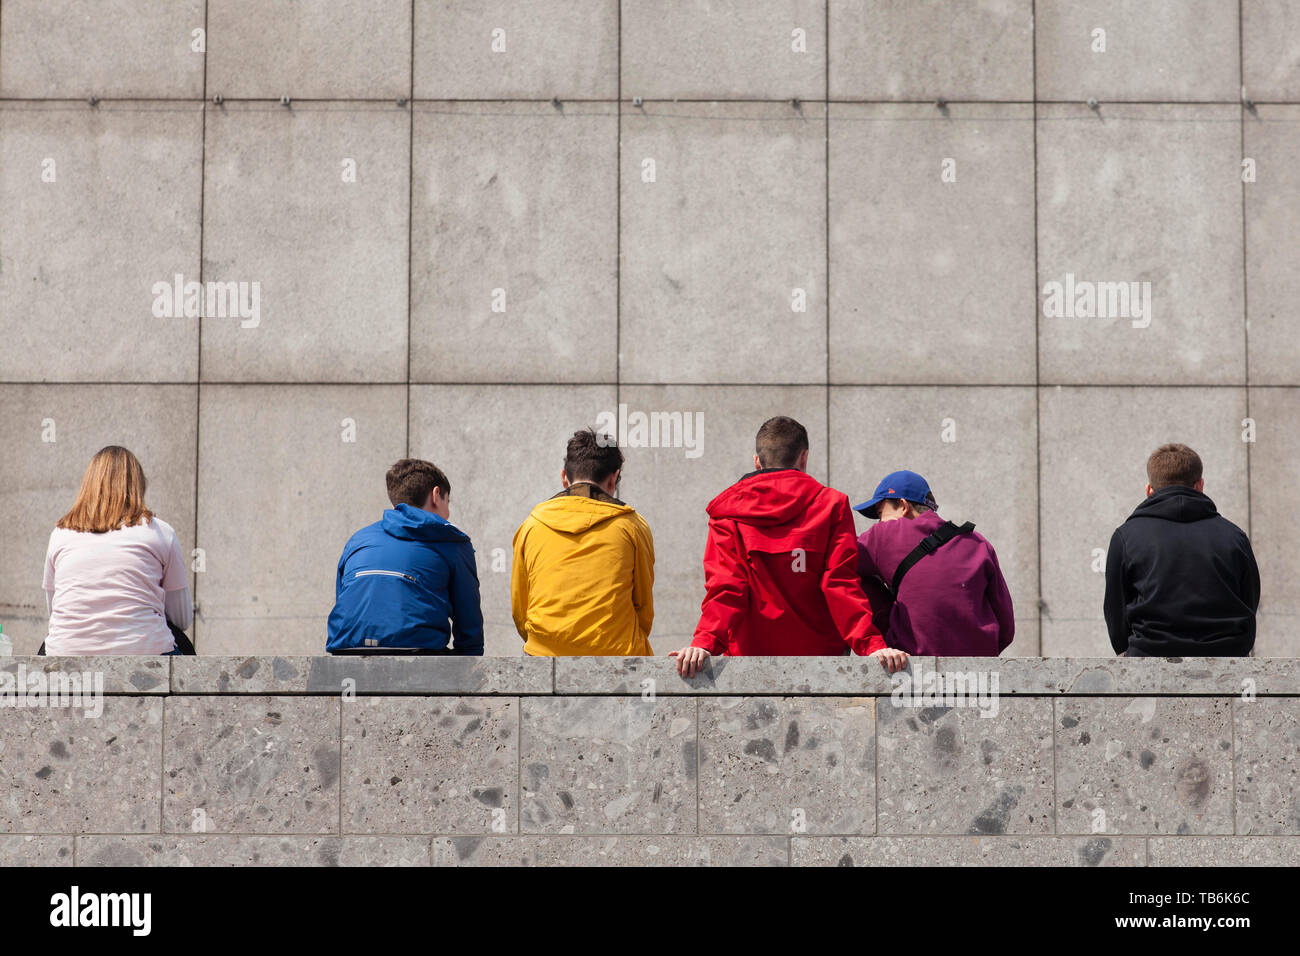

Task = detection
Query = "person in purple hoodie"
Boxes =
[854,470,1014,656]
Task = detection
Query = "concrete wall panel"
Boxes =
[207,0,412,100]
[0,0,205,98]
[829,103,1036,385]
[1036,0,1239,101]
[1244,108,1300,386]
[407,384,617,656]
[1038,387,1249,656]
[0,385,197,653]
[201,103,410,383]
[1245,388,1300,657]
[1243,0,1300,101]
[410,103,617,384]
[619,102,826,384]
[829,386,1040,654]
[616,385,828,646]
[829,0,1033,101]
[0,103,202,382]
[1037,105,1244,386]
[623,0,825,100]
[413,0,618,100]
[196,385,405,654]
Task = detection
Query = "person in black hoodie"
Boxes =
[1104,443,1259,657]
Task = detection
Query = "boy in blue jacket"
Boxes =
[327,459,484,654]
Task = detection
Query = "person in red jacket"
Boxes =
[670,417,909,677]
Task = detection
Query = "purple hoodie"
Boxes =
[856,511,1014,656]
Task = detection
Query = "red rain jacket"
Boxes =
[691,468,885,657]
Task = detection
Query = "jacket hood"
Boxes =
[707,468,828,526]
[1127,485,1219,524]
[529,493,635,535]
[380,502,471,543]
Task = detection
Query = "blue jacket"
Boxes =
[327,504,484,654]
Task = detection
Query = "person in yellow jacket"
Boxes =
[511,428,655,656]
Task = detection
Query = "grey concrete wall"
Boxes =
[0,656,1297,866]
[1,2,1297,657]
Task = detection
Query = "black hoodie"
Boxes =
[1104,486,1260,657]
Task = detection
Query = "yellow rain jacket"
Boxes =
[511,485,655,656]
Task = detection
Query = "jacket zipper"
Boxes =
[354,569,417,583]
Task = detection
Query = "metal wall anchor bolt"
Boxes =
[632,96,643,107]
[1087,98,1100,110]
[88,96,100,107]
[397,97,407,107]
[213,94,223,105]
[280,95,291,107]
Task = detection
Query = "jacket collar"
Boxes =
[551,481,626,506]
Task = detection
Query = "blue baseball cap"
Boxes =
[853,470,937,519]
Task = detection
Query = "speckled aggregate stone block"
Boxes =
[0,835,74,866]
[793,835,1145,867]
[554,655,897,696]
[1233,699,1300,835]
[1148,837,1300,867]
[936,657,1300,696]
[431,835,787,867]
[343,697,517,834]
[0,697,162,833]
[163,696,340,833]
[698,697,875,834]
[877,697,1054,835]
[170,657,312,694]
[1056,698,1233,835]
[1,657,168,694]
[520,696,696,833]
[308,656,552,696]
[77,835,429,867]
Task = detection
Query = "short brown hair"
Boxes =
[57,445,154,533]
[386,459,450,507]
[1146,443,1203,491]
[755,416,809,469]
[565,428,623,484]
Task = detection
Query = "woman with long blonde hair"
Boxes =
[43,446,192,655]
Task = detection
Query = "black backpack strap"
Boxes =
[890,521,975,594]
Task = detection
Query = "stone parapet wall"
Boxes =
[0,656,1296,867]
